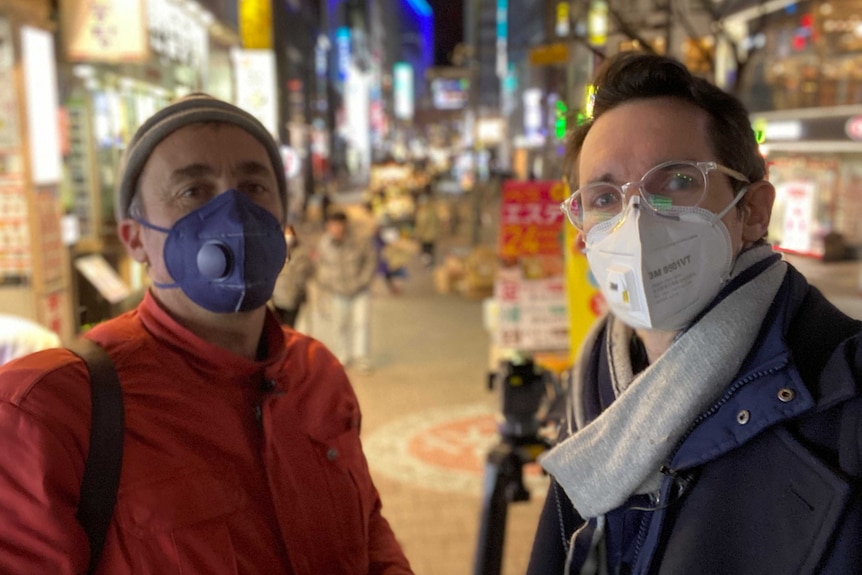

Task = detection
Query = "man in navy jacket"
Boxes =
[528,52,862,575]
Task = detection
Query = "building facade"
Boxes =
[0,0,73,340]
[732,0,862,256]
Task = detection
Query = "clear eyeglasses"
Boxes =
[559,160,750,232]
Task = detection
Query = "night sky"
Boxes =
[428,0,464,66]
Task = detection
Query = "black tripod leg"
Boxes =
[473,444,522,575]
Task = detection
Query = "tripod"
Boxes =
[473,431,551,575]
[472,358,563,575]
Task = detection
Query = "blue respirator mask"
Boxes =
[136,189,287,313]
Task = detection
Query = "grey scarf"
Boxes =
[541,245,786,518]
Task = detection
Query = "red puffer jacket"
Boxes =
[0,291,412,575]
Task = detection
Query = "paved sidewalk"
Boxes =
[343,199,545,575]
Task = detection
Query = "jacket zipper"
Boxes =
[629,361,787,572]
[665,361,787,473]
[630,505,652,573]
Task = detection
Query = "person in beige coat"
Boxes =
[314,210,378,373]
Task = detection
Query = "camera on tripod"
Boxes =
[488,355,565,443]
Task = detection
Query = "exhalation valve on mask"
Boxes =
[197,241,234,281]
[135,189,287,313]
[605,267,640,309]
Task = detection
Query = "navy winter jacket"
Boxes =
[528,265,862,575]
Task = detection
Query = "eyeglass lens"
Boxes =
[570,162,708,230]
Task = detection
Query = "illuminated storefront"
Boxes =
[729,1,862,258]
[737,0,862,113]
[0,0,74,341]
[753,107,862,258]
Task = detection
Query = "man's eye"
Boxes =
[583,185,621,211]
[240,182,269,195]
[179,185,207,198]
[666,173,697,191]
[176,185,215,208]
[650,169,701,195]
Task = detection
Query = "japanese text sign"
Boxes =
[498,180,567,258]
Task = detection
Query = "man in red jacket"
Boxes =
[0,94,413,575]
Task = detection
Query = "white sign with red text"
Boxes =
[777,180,817,255]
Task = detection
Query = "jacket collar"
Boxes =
[670,265,858,470]
[138,290,288,383]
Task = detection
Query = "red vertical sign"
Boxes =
[498,180,567,258]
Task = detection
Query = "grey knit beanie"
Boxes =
[115,93,287,222]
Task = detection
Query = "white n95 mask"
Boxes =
[584,194,745,331]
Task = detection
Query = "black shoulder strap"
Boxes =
[67,339,124,575]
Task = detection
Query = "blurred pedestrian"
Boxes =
[320,182,333,225]
[0,314,60,366]
[271,225,314,329]
[0,94,412,574]
[413,188,440,268]
[374,225,406,295]
[315,210,378,374]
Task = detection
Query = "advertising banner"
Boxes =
[777,180,817,256]
[239,0,272,50]
[498,179,567,258]
[231,49,278,138]
[0,182,29,276]
[393,62,414,121]
[494,267,569,351]
[493,180,570,354]
[22,27,62,186]
[60,0,148,62]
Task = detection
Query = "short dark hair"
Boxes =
[565,52,765,194]
[325,210,348,223]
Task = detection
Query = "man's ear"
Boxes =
[118,218,149,264]
[740,180,775,244]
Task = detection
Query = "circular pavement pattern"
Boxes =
[362,403,549,496]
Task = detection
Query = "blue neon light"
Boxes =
[400,0,434,68]
[404,0,432,17]
[336,27,351,81]
[496,0,508,39]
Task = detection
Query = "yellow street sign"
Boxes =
[529,43,569,66]
[240,0,272,50]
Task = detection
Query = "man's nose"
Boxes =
[214,181,236,194]
[620,182,641,203]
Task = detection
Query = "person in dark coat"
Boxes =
[528,52,862,575]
